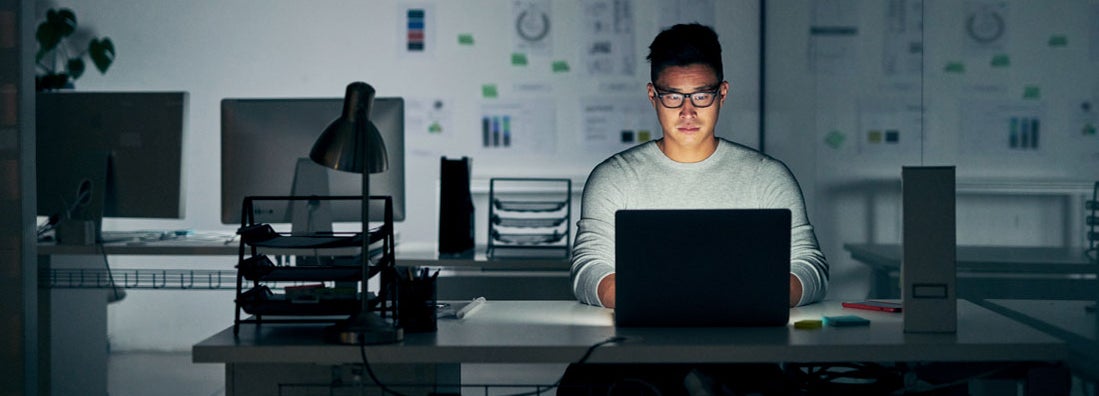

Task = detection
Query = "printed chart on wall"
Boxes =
[398,4,434,58]
[960,99,1046,157]
[582,0,637,77]
[963,0,1008,55]
[809,0,860,76]
[856,97,923,160]
[404,97,454,157]
[581,96,658,155]
[478,99,556,154]
[882,0,923,78]
[513,0,552,56]
[658,0,715,30]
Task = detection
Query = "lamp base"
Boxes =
[326,311,403,345]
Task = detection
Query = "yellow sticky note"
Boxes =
[794,319,822,329]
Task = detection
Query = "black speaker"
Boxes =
[439,157,475,257]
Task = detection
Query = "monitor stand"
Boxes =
[289,157,336,266]
[55,151,108,245]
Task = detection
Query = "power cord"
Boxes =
[357,335,411,396]
[355,334,629,396]
[504,336,629,396]
[893,363,1027,395]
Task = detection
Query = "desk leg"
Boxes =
[41,254,109,396]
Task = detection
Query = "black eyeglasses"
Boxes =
[652,84,723,108]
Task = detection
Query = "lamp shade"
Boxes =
[310,82,389,174]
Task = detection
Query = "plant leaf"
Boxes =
[89,37,115,74]
[46,8,76,37]
[67,57,85,80]
[35,21,61,54]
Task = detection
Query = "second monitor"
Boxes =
[221,97,405,226]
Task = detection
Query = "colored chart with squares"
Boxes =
[407,9,425,52]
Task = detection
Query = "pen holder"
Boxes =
[397,271,437,333]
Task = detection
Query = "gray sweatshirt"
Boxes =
[570,138,829,307]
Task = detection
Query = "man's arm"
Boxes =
[571,162,624,307]
[758,160,829,306]
[598,273,616,308]
[789,274,802,307]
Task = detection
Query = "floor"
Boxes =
[108,352,225,396]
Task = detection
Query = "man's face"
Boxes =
[647,64,728,151]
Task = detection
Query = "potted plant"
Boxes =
[35,8,115,92]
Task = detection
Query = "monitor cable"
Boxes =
[95,241,126,303]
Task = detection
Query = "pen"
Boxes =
[456,297,486,319]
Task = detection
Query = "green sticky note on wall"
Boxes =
[552,60,570,73]
[1023,85,1041,100]
[990,54,1011,68]
[511,53,528,66]
[458,34,474,45]
[1047,35,1068,47]
[944,62,965,74]
[824,130,846,149]
[482,84,498,98]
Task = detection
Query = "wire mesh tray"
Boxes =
[490,230,566,245]
[239,290,360,316]
[491,215,567,228]
[493,199,567,212]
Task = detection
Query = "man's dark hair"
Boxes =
[646,23,723,83]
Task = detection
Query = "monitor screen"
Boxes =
[36,91,188,221]
[220,97,405,225]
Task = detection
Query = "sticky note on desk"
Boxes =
[823,315,870,327]
[794,319,822,329]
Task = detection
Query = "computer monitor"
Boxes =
[220,97,405,225]
[36,92,188,232]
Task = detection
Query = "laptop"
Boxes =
[614,209,792,327]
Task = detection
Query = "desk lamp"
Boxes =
[310,81,402,344]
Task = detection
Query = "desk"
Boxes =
[976,299,1099,384]
[844,243,1098,300]
[37,238,570,395]
[194,300,1066,395]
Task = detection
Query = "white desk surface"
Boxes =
[982,299,1097,342]
[193,300,1065,365]
[980,299,1099,380]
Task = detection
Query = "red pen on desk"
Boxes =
[842,300,902,313]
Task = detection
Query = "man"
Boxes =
[561,22,828,396]
[571,23,828,310]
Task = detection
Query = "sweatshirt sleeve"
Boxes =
[756,160,830,306]
[570,161,624,307]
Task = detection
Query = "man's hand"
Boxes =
[598,273,616,308]
[789,274,803,307]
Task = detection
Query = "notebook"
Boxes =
[614,209,792,327]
